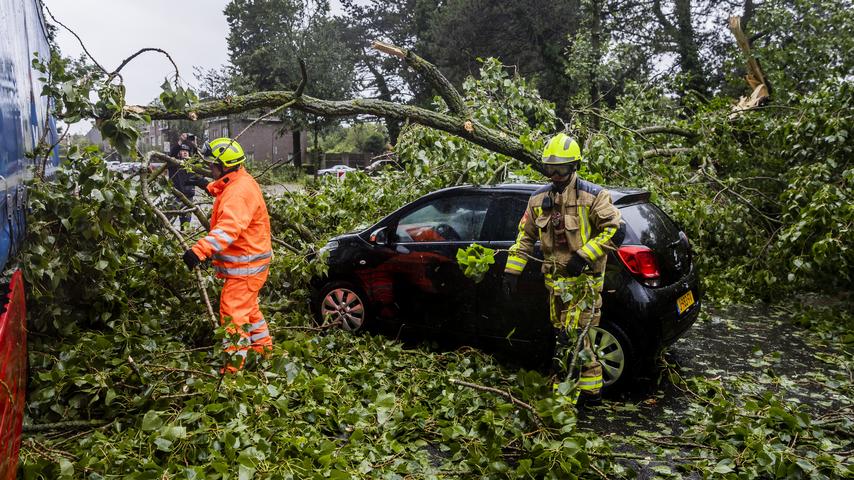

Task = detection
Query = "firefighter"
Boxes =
[502,133,624,406]
[182,138,273,373]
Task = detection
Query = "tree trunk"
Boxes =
[292,130,302,168]
[673,0,706,96]
[589,0,603,130]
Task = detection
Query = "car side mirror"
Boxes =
[370,226,390,245]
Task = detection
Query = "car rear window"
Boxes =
[619,203,679,245]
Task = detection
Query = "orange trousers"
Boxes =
[220,276,272,372]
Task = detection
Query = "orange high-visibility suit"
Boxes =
[191,168,273,371]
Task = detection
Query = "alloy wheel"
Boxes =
[588,326,625,387]
[320,288,365,332]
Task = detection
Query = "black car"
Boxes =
[311,184,700,389]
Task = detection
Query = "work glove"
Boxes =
[183,249,202,269]
[191,176,210,189]
[566,253,590,277]
[502,273,519,296]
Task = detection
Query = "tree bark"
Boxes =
[292,130,302,169]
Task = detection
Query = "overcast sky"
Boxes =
[43,0,233,132]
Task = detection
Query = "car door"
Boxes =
[478,194,552,356]
[389,193,492,337]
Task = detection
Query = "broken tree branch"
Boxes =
[642,147,693,159]
[450,378,545,429]
[372,41,468,116]
[129,43,538,166]
[636,126,698,137]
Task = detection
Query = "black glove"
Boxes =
[502,273,519,296]
[566,253,590,277]
[191,176,210,188]
[183,249,201,269]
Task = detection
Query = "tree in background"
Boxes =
[224,0,357,167]
[340,0,440,145]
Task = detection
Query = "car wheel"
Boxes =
[316,281,369,332]
[588,318,636,390]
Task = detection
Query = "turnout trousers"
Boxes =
[220,276,273,373]
[550,292,604,397]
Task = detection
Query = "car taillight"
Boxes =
[618,245,660,279]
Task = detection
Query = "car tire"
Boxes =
[588,318,636,392]
[314,281,370,332]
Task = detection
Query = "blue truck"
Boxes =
[0,0,58,476]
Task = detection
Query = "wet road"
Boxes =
[577,301,852,477]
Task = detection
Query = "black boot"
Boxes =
[576,391,602,409]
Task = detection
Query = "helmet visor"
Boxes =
[543,162,577,177]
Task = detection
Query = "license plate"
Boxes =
[677,290,695,314]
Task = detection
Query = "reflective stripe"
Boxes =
[250,331,270,343]
[213,250,273,263]
[590,242,604,257]
[577,206,588,244]
[249,319,267,332]
[233,349,248,358]
[582,244,597,261]
[506,257,526,272]
[214,264,270,276]
[210,229,235,245]
[579,375,603,390]
[204,236,224,252]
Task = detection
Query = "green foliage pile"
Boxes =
[21,154,620,479]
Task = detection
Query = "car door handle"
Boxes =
[395,245,410,254]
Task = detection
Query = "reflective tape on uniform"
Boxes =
[214,264,270,276]
[211,228,235,245]
[213,250,273,263]
[578,374,603,390]
[249,319,267,332]
[250,331,270,343]
[506,256,526,272]
[204,236,224,252]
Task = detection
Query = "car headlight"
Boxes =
[318,240,339,256]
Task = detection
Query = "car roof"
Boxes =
[427,183,650,206]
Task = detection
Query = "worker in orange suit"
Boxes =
[181,137,273,373]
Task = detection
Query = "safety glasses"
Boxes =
[543,163,577,177]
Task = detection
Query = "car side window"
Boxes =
[486,196,529,241]
[396,195,491,242]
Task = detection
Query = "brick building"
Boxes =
[204,117,306,166]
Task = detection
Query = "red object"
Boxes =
[618,245,661,279]
[0,270,26,480]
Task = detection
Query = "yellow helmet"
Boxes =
[542,133,581,165]
[204,137,246,168]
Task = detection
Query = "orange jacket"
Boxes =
[191,168,272,284]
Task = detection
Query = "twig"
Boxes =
[636,126,697,137]
[39,1,107,74]
[272,236,300,254]
[108,48,179,83]
[589,462,609,479]
[449,378,545,429]
[169,185,210,230]
[641,147,693,159]
[148,366,217,379]
[127,355,145,384]
[23,419,108,433]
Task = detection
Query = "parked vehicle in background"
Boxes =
[0,0,58,475]
[311,184,700,390]
[365,158,402,174]
[318,164,356,177]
